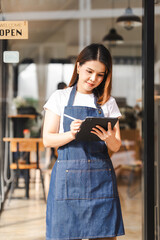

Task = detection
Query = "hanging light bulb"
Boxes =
[102,0,124,44]
[116,0,141,30]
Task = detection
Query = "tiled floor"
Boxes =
[118,182,142,240]
[0,173,142,240]
[0,178,46,240]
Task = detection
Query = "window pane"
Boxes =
[18,63,38,99]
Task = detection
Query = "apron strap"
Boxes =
[94,96,103,115]
[67,84,77,106]
[67,84,104,116]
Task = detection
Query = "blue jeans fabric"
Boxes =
[46,85,125,240]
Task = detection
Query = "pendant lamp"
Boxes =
[116,0,141,30]
[102,28,124,44]
[102,0,124,45]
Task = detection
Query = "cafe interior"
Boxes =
[0,0,160,239]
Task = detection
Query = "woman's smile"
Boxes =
[86,81,95,88]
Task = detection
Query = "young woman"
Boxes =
[43,43,125,240]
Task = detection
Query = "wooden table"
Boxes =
[3,137,45,200]
[8,114,37,119]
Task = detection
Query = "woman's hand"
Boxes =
[43,110,82,148]
[91,121,121,152]
[91,122,115,142]
[70,119,83,138]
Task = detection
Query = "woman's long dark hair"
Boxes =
[68,43,112,105]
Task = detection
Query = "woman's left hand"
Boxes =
[91,121,121,152]
[91,122,116,142]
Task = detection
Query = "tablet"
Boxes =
[75,117,118,141]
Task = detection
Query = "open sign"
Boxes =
[0,21,28,39]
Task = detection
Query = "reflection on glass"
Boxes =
[0,1,144,239]
[112,60,142,240]
[112,64,142,106]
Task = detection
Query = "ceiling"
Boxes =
[1,0,143,12]
[0,0,158,63]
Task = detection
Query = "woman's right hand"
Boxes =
[43,110,83,148]
[70,120,83,138]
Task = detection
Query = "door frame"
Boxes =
[143,0,154,239]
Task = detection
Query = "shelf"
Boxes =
[136,95,160,102]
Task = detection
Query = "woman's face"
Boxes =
[77,60,107,94]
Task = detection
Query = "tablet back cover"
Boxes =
[75,117,118,141]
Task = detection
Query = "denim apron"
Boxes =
[46,85,125,240]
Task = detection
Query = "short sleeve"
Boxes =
[43,90,61,116]
[107,97,122,118]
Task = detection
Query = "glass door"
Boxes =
[0,0,155,239]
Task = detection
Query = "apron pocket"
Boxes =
[65,168,114,200]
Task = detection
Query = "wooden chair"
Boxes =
[3,138,46,202]
[118,129,142,197]
[120,129,141,159]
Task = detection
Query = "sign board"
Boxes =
[3,51,19,63]
[0,21,28,39]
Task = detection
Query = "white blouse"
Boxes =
[44,87,121,133]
